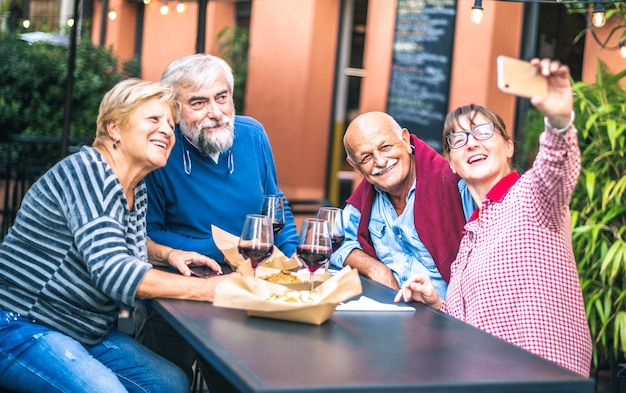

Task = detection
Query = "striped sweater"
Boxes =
[0,146,151,345]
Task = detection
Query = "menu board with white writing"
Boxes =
[387,0,457,152]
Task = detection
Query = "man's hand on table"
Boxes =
[366,264,400,290]
[167,249,223,278]
[344,249,400,290]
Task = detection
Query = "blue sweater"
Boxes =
[145,116,298,263]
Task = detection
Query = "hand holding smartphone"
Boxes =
[497,56,548,99]
[188,265,220,278]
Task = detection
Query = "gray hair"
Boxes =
[160,54,235,98]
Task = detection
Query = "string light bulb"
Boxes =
[620,41,626,58]
[22,19,30,28]
[176,1,185,13]
[143,0,150,4]
[160,3,169,15]
[470,0,484,24]
[108,10,117,20]
[66,18,74,26]
[592,2,606,28]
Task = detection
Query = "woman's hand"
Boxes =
[529,58,573,129]
[394,273,443,310]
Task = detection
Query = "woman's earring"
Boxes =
[113,139,119,149]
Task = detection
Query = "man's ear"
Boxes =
[401,128,412,153]
[346,156,357,170]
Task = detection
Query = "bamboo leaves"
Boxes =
[571,60,626,366]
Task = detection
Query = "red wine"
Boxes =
[297,244,331,273]
[272,221,285,236]
[331,235,345,252]
[239,243,273,268]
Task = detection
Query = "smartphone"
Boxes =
[189,265,219,278]
[496,56,547,99]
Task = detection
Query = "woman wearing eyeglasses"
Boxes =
[395,58,592,376]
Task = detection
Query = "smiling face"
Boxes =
[344,112,414,198]
[113,97,176,173]
[177,72,235,156]
[446,111,514,194]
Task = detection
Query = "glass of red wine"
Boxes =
[297,219,331,291]
[317,207,344,273]
[261,195,286,237]
[238,214,274,276]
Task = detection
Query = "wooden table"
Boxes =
[151,275,594,393]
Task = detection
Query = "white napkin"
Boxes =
[335,296,415,312]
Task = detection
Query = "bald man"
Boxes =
[330,112,475,296]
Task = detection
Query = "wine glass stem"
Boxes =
[309,272,314,291]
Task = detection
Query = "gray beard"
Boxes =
[180,116,235,156]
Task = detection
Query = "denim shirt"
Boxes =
[330,179,475,300]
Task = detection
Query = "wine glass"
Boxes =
[317,207,345,273]
[261,195,286,237]
[317,207,345,252]
[238,214,274,276]
[297,219,331,291]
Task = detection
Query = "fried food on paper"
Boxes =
[267,291,320,304]
[262,272,303,284]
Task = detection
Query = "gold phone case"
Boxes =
[497,56,548,99]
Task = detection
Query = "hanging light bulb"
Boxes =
[160,3,169,15]
[108,10,117,20]
[143,0,150,4]
[592,2,606,28]
[470,0,484,24]
[176,1,185,13]
[22,19,30,29]
[66,18,74,27]
[620,41,626,58]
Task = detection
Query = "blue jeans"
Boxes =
[0,310,189,393]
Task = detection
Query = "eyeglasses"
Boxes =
[445,123,495,150]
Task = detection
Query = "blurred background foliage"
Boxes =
[571,60,626,368]
[216,25,249,115]
[0,30,139,180]
[0,31,138,141]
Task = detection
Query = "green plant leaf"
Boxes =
[584,171,596,202]
[573,59,626,365]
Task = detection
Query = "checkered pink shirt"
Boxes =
[441,126,592,376]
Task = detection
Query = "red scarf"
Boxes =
[346,134,465,283]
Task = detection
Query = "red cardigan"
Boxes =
[346,134,466,283]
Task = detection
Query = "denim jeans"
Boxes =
[134,302,239,392]
[0,310,189,393]
[134,302,198,383]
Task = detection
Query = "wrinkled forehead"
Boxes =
[348,124,401,154]
[177,77,230,101]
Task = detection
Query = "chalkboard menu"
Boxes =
[387,0,457,152]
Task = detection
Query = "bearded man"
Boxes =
[330,112,475,294]
[135,54,297,389]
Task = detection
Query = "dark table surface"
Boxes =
[151,275,594,393]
